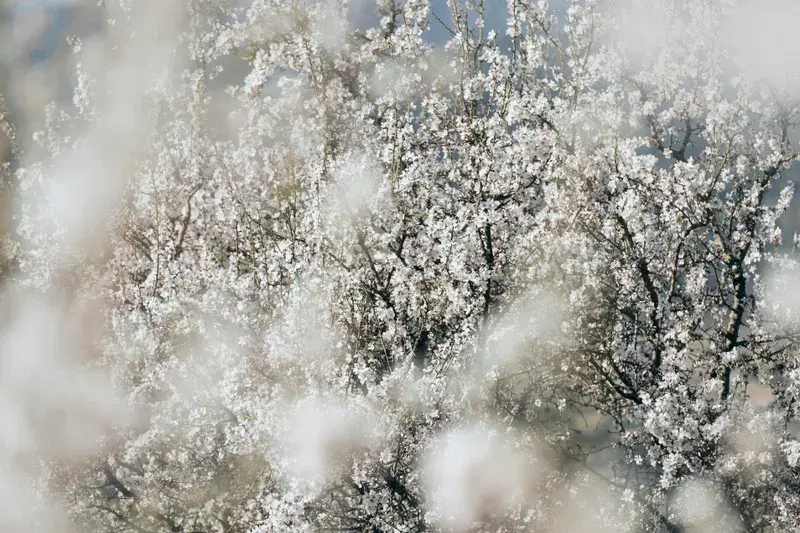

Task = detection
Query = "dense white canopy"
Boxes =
[2,1,800,532]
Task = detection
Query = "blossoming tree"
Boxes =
[3,0,800,532]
